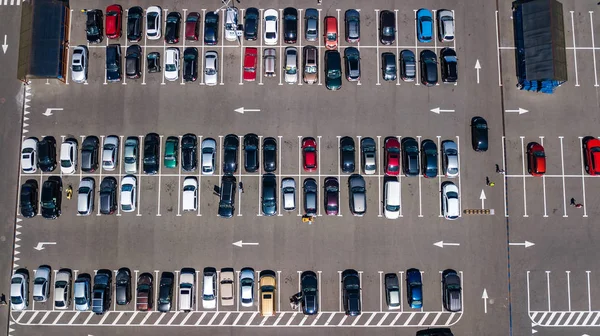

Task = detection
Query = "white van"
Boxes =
[179,268,195,311]
[225,8,239,41]
[182,177,198,211]
[384,180,401,219]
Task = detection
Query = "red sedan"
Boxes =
[527,142,546,176]
[243,47,258,81]
[384,137,401,176]
[584,137,600,175]
[105,4,123,39]
[302,137,318,172]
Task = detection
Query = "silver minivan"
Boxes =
[264,48,276,77]
[77,177,95,216]
[303,178,317,216]
[281,178,296,211]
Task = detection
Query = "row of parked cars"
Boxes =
[10,267,462,315]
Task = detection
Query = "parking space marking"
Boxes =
[161,9,168,86]
[220,9,226,85]
[176,136,183,216]
[258,9,265,85]
[194,311,206,325]
[540,136,548,217]
[494,11,502,87]
[195,270,200,311]
[413,10,420,85]
[179,10,188,86]
[559,137,568,217]
[587,271,592,311]
[397,136,403,217]
[317,136,322,217]
[123,10,130,86]
[298,9,304,86]
[258,135,263,217]
[142,15,148,85]
[590,12,599,87]
[278,9,284,86]
[65,9,73,85]
[501,136,508,217]
[137,135,143,216]
[199,9,206,85]
[336,136,341,217]
[173,270,179,311]
[377,136,383,217]
[239,8,245,86]
[297,136,302,216]
[317,9,323,86]
[378,271,383,311]
[277,135,282,216]
[520,137,528,217]
[395,10,401,86]
[437,136,442,217]
[578,137,588,217]
[375,10,381,86]
[570,11,580,86]
[96,135,105,216]
[218,135,223,178]
[197,135,203,216]
[417,136,423,217]
[157,135,164,216]
[237,135,243,217]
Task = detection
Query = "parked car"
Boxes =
[147,52,161,73]
[441,140,459,178]
[146,6,162,40]
[239,267,255,308]
[259,270,277,317]
[77,177,95,216]
[416,8,433,43]
[102,135,119,171]
[99,177,118,215]
[342,269,361,316]
[344,47,361,81]
[81,136,100,173]
[360,137,377,175]
[243,47,258,81]
[345,9,360,42]
[325,50,342,90]
[124,137,139,174]
[116,268,132,305]
[402,137,419,177]
[400,50,416,81]
[185,12,201,40]
[143,133,160,174]
[263,137,277,172]
[301,271,318,315]
[158,272,174,312]
[220,268,235,307]
[181,133,197,172]
[406,268,423,309]
[283,7,298,43]
[20,180,38,218]
[60,138,78,174]
[179,268,196,311]
[224,7,239,42]
[264,9,278,45]
[244,133,259,172]
[105,4,122,39]
[340,136,356,173]
[303,46,318,84]
[386,179,403,221]
[302,137,318,172]
[120,175,137,212]
[33,265,51,302]
[183,47,198,82]
[204,12,219,45]
[348,174,366,216]
[165,11,181,44]
[385,137,401,176]
[182,177,198,212]
[281,178,296,211]
[127,6,143,42]
[41,176,62,219]
[379,10,395,45]
[442,182,460,220]
[583,137,600,175]
[385,273,401,309]
[92,269,112,315]
[471,117,488,152]
[420,50,437,86]
[21,137,38,174]
[305,8,319,41]
[527,142,546,176]
[202,267,217,309]
[440,48,458,83]
[54,269,71,309]
[381,52,397,81]
[437,9,455,42]
[165,47,180,81]
[324,177,339,215]
[303,178,318,216]
[442,269,462,312]
[324,16,338,50]
[74,274,91,311]
[204,51,218,85]
[106,44,122,82]
[71,46,88,83]
[11,269,29,311]
[218,175,236,218]
[223,134,239,174]
[201,138,216,175]
[244,7,259,40]
[136,273,153,311]
[421,139,438,178]
[85,9,103,43]
[284,47,298,84]
[262,173,277,216]
[264,48,276,77]
[38,136,57,172]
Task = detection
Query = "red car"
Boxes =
[384,137,401,176]
[105,4,123,39]
[185,12,201,40]
[243,47,258,81]
[584,137,600,175]
[527,142,546,176]
[302,137,318,172]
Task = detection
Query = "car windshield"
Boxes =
[205,67,216,75]
[327,33,336,40]
[327,204,338,211]
[147,13,157,29]
[326,186,338,192]
[203,293,214,300]
[11,295,22,304]
[166,64,176,71]
[534,151,545,157]
[125,156,135,164]
[34,277,46,285]
[476,123,487,129]
[122,185,133,192]
[447,191,458,199]
[244,67,255,72]
[286,66,297,75]
[61,159,71,168]
[386,204,400,212]
[266,32,275,39]
[72,64,83,72]
[444,55,457,63]
[328,69,341,78]
[183,185,195,192]
[87,26,99,35]
[42,201,55,209]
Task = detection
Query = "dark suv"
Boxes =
[301,271,318,315]
[85,9,104,43]
[158,272,174,312]
[99,177,118,215]
[218,175,236,218]
[262,137,277,172]
[38,136,57,172]
[20,180,38,218]
[223,134,239,174]
[244,133,259,172]
[261,173,277,216]
[342,269,361,316]
[92,269,112,315]
[420,50,438,86]
[81,136,99,173]
[181,133,197,172]
[440,48,458,83]
[106,44,122,82]
[421,139,438,178]
[402,137,419,177]
[115,268,132,305]
[143,133,160,174]
[41,176,62,219]
[125,45,142,79]
[340,136,356,173]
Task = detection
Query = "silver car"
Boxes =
[77,177,95,216]
[124,137,139,174]
[239,267,254,307]
[281,178,296,211]
[360,137,377,175]
[284,47,298,84]
[54,269,72,309]
[305,8,318,41]
[33,265,51,302]
[442,140,459,178]
[201,138,216,175]
[437,9,455,42]
[10,269,29,311]
[71,46,88,83]
[102,135,119,171]
[74,275,91,311]
[204,51,218,86]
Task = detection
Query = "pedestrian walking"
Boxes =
[0,293,7,305]
[570,198,576,206]
[239,182,244,193]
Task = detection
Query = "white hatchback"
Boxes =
[146,6,162,40]
[204,51,218,86]
[21,137,38,174]
[263,9,278,45]
[165,47,180,81]
[120,175,137,212]
[442,182,460,220]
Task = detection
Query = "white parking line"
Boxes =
[137,135,143,216]
[375,9,381,86]
[65,9,73,85]
[278,8,284,85]
[437,136,442,217]
[546,271,552,311]
[539,136,548,217]
[520,137,528,217]
[177,136,183,216]
[377,136,383,217]
[501,136,508,217]
[397,136,403,217]
[417,135,423,217]
[277,270,281,312]
[578,137,588,217]
[413,10,420,85]
[566,271,572,311]
[258,135,263,217]
[590,12,599,87]
[195,270,200,311]
[197,135,203,216]
[237,135,243,217]
[174,270,179,311]
[338,271,342,312]
[180,9,188,86]
[317,9,323,85]
[395,10,401,86]
[495,11,502,87]
[220,9,226,85]
[336,136,342,216]
[161,8,168,86]
[277,135,283,216]
[378,271,383,311]
[317,135,322,217]
[157,135,164,216]
[259,9,265,85]
[142,15,148,85]
[559,136,568,217]
[239,8,245,85]
[432,10,439,86]
[298,9,303,86]
[199,9,206,86]
[570,11,580,87]
[96,135,105,216]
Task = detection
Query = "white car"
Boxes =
[281,178,296,211]
[102,135,119,171]
[225,7,239,42]
[146,6,162,40]
[201,138,216,175]
[182,177,198,212]
[239,267,254,307]
[442,182,460,220]
[21,137,38,173]
[71,46,88,83]
[33,265,51,302]
[179,268,195,311]
[10,270,29,310]
[54,269,72,309]
[60,138,78,174]
[165,47,180,81]
[204,51,218,86]
[120,175,137,212]
[202,268,217,309]
[124,137,139,174]
[442,140,459,178]
[77,177,95,216]
[437,9,455,42]
[263,9,278,45]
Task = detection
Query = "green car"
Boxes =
[325,50,342,90]
[164,136,179,168]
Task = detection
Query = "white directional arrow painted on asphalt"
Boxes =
[433,241,460,248]
[233,240,259,247]
[509,241,535,248]
[480,189,486,209]
[505,108,529,114]
[482,288,489,313]
[43,108,63,116]
[475,59,481,84]
[2,35,7,54]
[234,107,261,114]
[34,242,57,250]
[430,107,455,114]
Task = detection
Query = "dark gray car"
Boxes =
[244,7,259,40]
[125,45,142,79]
[81,136,100,173]
[304,8,318,41]
[344,47,360,81]
[262,173,277,216]
[218,175,236,218]
[348,174,366,216]
[223,134,239,174]
[340,136,356,173]
[442,269,462,312]
[115,268,132,305]
[421,139,438,178]
[344,9,360,42]
[402,138,419,177]
[158,272,174,312]
[400,50,416,81]
[381,52,397,81]
[301,271,318,315]
[303,178,317,216]
[262,137,277,172]
[342,269,361,316]
[420,49,438,86]
[99,177,118,215]
[244,133,259,172]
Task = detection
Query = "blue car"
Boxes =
[406,268,423,309]
[416,8,433,43]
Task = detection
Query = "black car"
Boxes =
[38,136,57,172]
[183,47,198,82]
[416,328,455,336]
[143,133,160,174]
[115,268,132,305]
[262,137,277,172]
[261,173,277,216]
[165,11,182,44]
[340,136,356,173]
[420,49,438,86]
[81,136,100,173]
[442,269,462,312]
[147,52,161,73]
[106,44,122,82]
[421,139,438,178]
[204,12,219,45]
[127,6,143,42]
[99,177,118,215]
[158,272,174,312]
[344,47,360,81]
[218,175,236,218]
[303,178,318,216]
[400,50,416,81]
[125,45,142,79]
[181,133,197,172]
[92,269,112,315]
[342,269,361,316]
[85,9,104,43]
[440,47,458,83]
[244,7,259,40]
[381,52,397,81]
[402,137,419,177]
[379,10,395,45]
[223,134,239,174]
[244,133,259,172]
[301,271,318,315]
[471,117,489,152]
[345,9,360,43]
[283,7,298,44]
[325,50,342,91]
[41,176,62,219]
[20,180,38,218]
